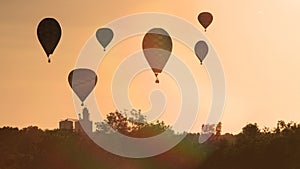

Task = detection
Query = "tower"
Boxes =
[75,107,93,134]
[82,107,89,121]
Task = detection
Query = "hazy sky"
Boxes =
[1,1,300,134]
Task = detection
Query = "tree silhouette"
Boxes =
[95,109,171,138]
[215,122,222,136]
[2,118,300,169]
[95,109,147,135]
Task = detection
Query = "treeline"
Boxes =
[201,121,300,169]
[1,116,300,168]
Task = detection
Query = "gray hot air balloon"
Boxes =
[68,68,98,106]
[194,41,209,65]
[37,18,62,63]
[142,28,173,83]
[96,28,114,51]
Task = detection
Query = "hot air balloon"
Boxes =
[194,40,209,65]
[68,68,97,106]
[96,28,114,51]
[142,28,173,83]
[198,12,213,32]
[37,18,62,63]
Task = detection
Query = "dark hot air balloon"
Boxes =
[37,18,62,63]
[198,12,213,32]
[194,40,209,65]
[142,28,173,83]
[96,28,114,51]
[68,68,97,106]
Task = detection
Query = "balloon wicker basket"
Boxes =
[155,73,159,84]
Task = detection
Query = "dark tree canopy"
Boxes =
[95,109,170,137]
[1,119,300,169]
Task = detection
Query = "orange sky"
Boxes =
[1,1,300,134]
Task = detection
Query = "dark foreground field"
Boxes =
[1,120,300,169]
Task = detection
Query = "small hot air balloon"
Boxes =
[198,12,213,32]
[96,28,114,51]
[68,68,98,106]
[194,40,209,65]
[37,18,62,63]
[142,28,173,84]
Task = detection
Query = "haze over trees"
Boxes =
[1,110,300,169]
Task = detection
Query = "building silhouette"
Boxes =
[59,107,93,134]
[75,107,93,134]
[59,119,73,131]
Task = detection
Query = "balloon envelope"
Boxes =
[96,28,114,51]
[142,28,173,83]
[198,12,213,31]
[194,41,209,64]
[68,68,97,106]
[37,18,62,63]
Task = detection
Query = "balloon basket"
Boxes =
[154,73,159,84]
